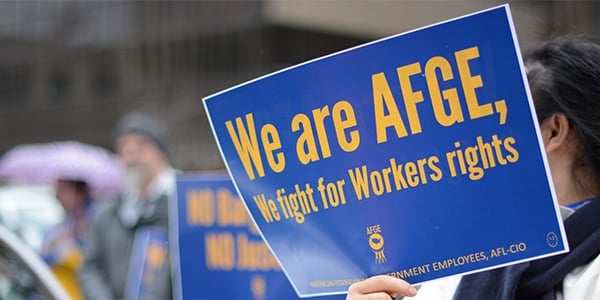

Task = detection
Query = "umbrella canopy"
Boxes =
[0,141,124,198]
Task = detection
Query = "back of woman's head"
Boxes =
[524,35,600,184]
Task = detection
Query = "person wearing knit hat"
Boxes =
[113,111,171,162]
[79,111,175,300]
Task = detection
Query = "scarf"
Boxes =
[453,198,600,300]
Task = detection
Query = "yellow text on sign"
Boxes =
[224,45,508,181]
[373,46,507,144]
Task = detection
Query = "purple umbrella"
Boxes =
[0,141,124,198]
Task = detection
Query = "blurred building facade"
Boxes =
[0,1,598,171]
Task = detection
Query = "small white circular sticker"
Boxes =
[546,232,559,248]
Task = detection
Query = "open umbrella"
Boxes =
[0,141,124,198]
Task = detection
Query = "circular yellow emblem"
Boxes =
[368,233,384,250]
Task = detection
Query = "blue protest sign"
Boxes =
[171,173,344,300]
[203,5,567,297]
[125,227,169,300]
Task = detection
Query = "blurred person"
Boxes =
[79,112,176,300]
[346,36,600,300]
[41,179,93,300]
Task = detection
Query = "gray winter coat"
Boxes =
[78,193,172,300]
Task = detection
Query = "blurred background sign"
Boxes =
[172,174,345,299]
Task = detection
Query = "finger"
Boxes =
[348,275,417,297]
[345,291,396,300]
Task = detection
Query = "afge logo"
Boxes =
[366,224,386,264]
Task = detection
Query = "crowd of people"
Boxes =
[38,111,177,299]
[3,34,600,300]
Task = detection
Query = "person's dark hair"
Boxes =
[524,35,600,192]
[72,180,89,195]
[60,178,91,203]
